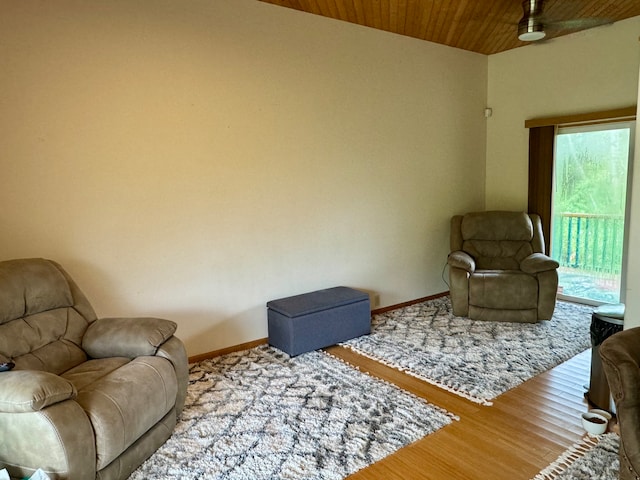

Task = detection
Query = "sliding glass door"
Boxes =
[551,122,635,304]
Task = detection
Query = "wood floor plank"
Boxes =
[325,344,604,480]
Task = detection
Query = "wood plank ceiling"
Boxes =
[258,0,640,55]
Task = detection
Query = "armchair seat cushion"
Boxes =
[63,356,178,469]
[61,357,130,391]
[469,270,538,310]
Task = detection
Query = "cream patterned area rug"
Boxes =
[343,296,594,405]
[129,345,455,480]
[532,433,619,480]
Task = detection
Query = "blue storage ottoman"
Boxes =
[267,286,371,356]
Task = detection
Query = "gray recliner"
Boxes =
[0,258,189,480]
[447,211,559,323]
[600,327,640,480]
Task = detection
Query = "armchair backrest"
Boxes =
[451,211,546,270]
[0,258,97,374]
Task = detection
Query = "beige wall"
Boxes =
[0,0,488,355]
[625,86,640,327]
[486,17,640,326]
[486,17,640,211]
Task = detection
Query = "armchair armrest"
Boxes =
[520,253,559,274]
[82,317,177,359]
[600,328,640,478]
[448,251,476,273]
[0,370,76,413]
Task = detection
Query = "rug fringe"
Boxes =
[322,349,460,422]
[340,344,494,406]
[531,435,603,480]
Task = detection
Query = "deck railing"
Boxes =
[551,213,624,275]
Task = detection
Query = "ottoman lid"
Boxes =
[267,286,369,317]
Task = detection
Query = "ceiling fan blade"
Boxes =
[516,0,612,42]
[544,17,613,31]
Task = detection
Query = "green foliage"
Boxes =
[554,128,629,216]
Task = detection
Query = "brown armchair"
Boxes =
[0,258,188,480]
[600,327,640,480]
[448,211,559,322]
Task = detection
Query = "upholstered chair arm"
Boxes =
[0,370,76,413]
[0,377,96,479]
[448,251,476,273]
[601,328,640,409]
[448,251,474,317]
[156,336,189,417]
[600,328,640,480]
[520,253,559,274]
[82,317,177,359]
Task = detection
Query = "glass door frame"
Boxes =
[551,121,635,306]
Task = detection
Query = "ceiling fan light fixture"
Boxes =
[518,19,546,41]
[518,0,546,42]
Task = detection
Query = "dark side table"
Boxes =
[588,303,625,413]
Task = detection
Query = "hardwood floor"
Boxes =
[325,345,598,480]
